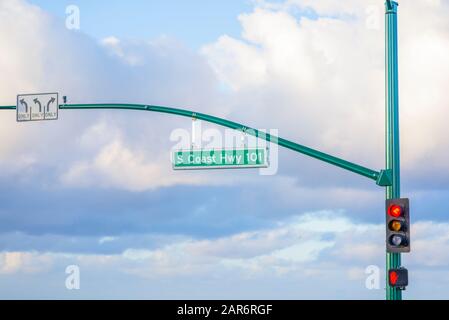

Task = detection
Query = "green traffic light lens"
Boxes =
[390,235,404,246]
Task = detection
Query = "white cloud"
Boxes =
[0,251,52,274]
[61,137,211,191]
[408,221,449,267]
[0,0,222,190]
[3,213,449,298]
[91,212,380,278]
[98,236,116,245]
[2,0,448,192]
[59,120,241,190]
[1,0,449,299]
[202,0,449,186]
[111,214,449,282]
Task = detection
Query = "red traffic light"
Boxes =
[388,204,403,218]
[389,268,408,288]
[389,271,399,286]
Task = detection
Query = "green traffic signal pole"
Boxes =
[385,0,402,300]
[0,0,403,300]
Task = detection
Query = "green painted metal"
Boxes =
[1,102,387,183]
[385,0,402,300]
[56,103,381,182]
[377,169,393,187]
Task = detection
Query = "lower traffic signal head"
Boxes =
[389,268,408,288]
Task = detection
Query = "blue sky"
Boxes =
[28,0,254,49]
[1,0,449,300]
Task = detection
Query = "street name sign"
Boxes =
[172,148,269,170]
[17,93,59,122]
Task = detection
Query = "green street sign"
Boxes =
[172,148,269,170]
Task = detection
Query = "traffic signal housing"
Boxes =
[389,268,408,289]
[386,198,410,253]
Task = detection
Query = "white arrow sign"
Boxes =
[17,93,59,122]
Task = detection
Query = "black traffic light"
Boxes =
[389,268,408,288]
[386,198,410,253]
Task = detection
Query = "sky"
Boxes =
[1,0,449,299]
[25,0,255,49]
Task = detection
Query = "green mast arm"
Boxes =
[1,103,390,185]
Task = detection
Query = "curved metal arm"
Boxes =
[1,103,384,184]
